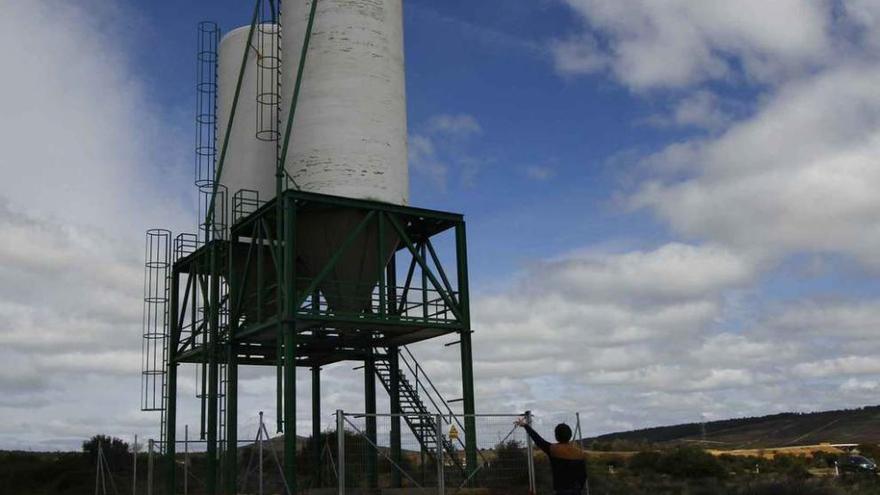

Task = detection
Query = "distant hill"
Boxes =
[585,405,880,450]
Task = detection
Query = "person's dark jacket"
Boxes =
[523,424,587,493]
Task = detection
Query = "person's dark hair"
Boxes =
[554,423,572,443]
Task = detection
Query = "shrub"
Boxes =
[656,446,728,479]
[82,435,130,471]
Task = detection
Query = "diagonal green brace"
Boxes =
[386,214,462,322]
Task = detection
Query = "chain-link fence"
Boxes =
[335,411,538,495]
[136,411,591,494]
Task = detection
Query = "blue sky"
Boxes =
[3,0,880,450]
[124,0,671,282]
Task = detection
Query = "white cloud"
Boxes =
[408,134,449,190]
[533,243,756,306]
[630,64,880,267]
[410,113,485,191]
[427,114,483,136]
[0,0,192,449]
[793,356,880,379]
[554,0,834,90]
[525,165,556,180]
[550,34,608,75]
[404,240,880,433]
[646,90,731,130]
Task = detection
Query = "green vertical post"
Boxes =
[207,245,220,495]
[311,366,322,486]
[283,194,298,492]
[364,347,378,490]
[283,324,296,491]
[377,213,386,317]
[165,267,179,495]
[455,221,478,477]
[389,346,402,488]
[224,345,238,495]
[387,252,397,315]
[420,243,428,320]
[225,236,239,495]
[198,268,207,441]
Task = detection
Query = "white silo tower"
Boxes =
[281,0,408,205]
[217,0,407,205]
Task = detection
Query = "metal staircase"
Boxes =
[373,347,468,475]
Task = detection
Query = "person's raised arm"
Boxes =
[515,417,551,454]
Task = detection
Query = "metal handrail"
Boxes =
[398,346,469,452]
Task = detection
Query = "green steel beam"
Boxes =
[455,222,478,478]
[284,189,462,223]
[364,347,378,489]
[311,366,321,487]
[389,346,402,488]
[225,345,238,495]
[206,244,221,495]
[377,212,386,317]
[175,272,193,348]
[425,237,459,306]
[231,225,259,320]
[199,276,208,441]
[221,191,463,256]
[165,268,180,495]
[289,314,463,330]
[397,253,418,314]
[225,232,239,495]
[386,214,462,322]
[282,194,298,491]
[274,217,283,434]
[256,219,265,323]
[421,244,428,321]
[260,218,283,293]
[387,250,398,315]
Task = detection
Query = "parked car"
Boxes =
[840,455,878,474]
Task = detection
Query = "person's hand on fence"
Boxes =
[514,416,528,428]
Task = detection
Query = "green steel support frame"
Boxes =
[164,267,180,495]
[389,346,402,488]
[164,189,477,493]
[365,347,378,489]
[311,366,321,487]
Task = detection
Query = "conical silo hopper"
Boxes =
[297,209,400,313]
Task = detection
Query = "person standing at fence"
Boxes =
[515,417,587,495]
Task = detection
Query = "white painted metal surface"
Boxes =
[218,0,408,207]
[282,0,408,205]
[216,2,408,311]
[217,25,277,216]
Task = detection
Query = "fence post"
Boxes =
[132,435,138,495]
[147,439,154,495]
[525,411,536,494]
[184,425,189,495]
[436,415,445,495]
[337,410,345,495]
[259,412,264,495]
